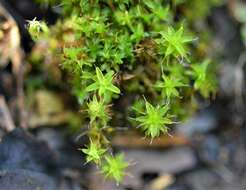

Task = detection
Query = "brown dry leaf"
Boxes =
[87,147,194,190]
[145,174,175,190]
[122,73,135,80]
[112,132,190,148]
[0,4,21,68]
[0,3,26,128]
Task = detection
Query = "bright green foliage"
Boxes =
[81,141,106,164]
[181,0,223,21]
[155,76,186,99]
[102,154,128,184]
[87,96,110,126]
[191,60,217,98]
[144,0,170,20]
[63,47,92,73]
[158,26,194,60]
[85,67,120,102]
[27,18,49,41]
[135,101,173,138]
[29,0,220,184]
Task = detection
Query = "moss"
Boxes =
[28,0,220,183]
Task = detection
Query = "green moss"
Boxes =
[28,0,220,183]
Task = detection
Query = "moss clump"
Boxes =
[28,0,219,183]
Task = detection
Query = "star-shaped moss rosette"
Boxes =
[155,75,187,99]
[101,153,128,184]
[87,95,110,126]
[135,100,173,138]
[80,141,106,164]
[157,26,194,60]
[85,67,120,102]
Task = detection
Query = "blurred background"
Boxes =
[0,0,246,190]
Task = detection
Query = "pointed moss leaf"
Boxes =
[101,153,128,184]
[87,96,110,125]
[135,101,173,138]
[155,76,186,99]
[85,67,120,100]
[81,141,107,164]
[158,26,194,60]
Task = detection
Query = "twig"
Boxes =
[0,95,15,131]
[14,48,26,128]
[235,52,246,112]
[0,2,27,128]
